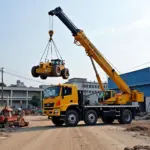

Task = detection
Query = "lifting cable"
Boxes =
[39,16,63,63]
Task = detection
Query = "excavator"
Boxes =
[42,7,144,127]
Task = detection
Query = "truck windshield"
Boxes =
[43,86,61,98]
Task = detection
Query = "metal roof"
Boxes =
[108,67,150,89]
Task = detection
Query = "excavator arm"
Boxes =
[48,7,144,104]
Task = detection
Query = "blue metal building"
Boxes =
[108,67,150,112]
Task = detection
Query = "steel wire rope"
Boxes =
[45,41,51,62]
[52,40,60,59]
[52,39,63,60]
[39,41,50,63]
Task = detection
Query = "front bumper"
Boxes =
[44,109,61,116]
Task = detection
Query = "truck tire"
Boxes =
[101,116,114,124]
[51,117,64,126]
[65,109,79,127]
[52,66,61,76]
[31,66,39,77]
[40,75,47,80]
[118,109,132,124]
[62,68,69,79]
[84,109,98,125]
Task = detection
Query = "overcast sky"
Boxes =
[0,0,150,87]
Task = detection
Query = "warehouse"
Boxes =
[108,67,150,112]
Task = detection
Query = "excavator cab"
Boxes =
[51,59,65,65]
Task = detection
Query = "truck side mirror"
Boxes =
[61,87,65,99]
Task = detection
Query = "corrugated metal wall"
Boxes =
[108,67,150,96]
[145,97,150,112]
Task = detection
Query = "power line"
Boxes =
[121,61,150,74]
[4,71,49,84]
[129,61,150,70]
[3,68,50,85]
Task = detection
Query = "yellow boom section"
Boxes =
[75,31,131,94]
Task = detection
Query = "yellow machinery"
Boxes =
[31,30,69,80]
[42,7,144,127]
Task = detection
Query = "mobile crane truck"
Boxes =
[42,7,144,127]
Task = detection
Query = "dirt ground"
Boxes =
[0,116,150,150]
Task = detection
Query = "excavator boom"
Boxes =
[48,7,131,94]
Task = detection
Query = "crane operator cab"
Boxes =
[98,90,116,103]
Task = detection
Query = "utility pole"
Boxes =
[1,67,4,106]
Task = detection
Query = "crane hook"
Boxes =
[49,30,54,41]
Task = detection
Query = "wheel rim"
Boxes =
[68,114,76,124]
[124,113,130,122]
[88,113,95,123]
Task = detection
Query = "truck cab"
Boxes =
[43,84,80,117]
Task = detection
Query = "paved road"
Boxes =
[0,116,149,150]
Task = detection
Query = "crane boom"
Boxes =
[48,7,131,94]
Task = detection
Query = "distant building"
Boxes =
[0,86,43,109]
[9,80,26,88]
[39,84,54,89]
[0,80,53,108]
[65,77,108,95]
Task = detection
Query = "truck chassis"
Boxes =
[50,104,139,127]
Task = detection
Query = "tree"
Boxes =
[29,95,41,107]
[0,82,6,87]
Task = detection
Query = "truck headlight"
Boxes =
[54,109,59,114]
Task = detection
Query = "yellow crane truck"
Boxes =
[42,7,144,127]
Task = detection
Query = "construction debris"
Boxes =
[0,132,9,138]
[124,145,150,150]
[0,128,12,139]
[136,112,150,120]
[0,106,29,128]
[125,126,148,132]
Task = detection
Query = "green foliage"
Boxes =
[29,95,41,107]
[0,82,6,87]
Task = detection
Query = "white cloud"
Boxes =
[90,15,150,37]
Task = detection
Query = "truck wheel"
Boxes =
[62,68,69,79]
[101,116,114,124]
[52,66,61,76]
[40,75,47,80]
[84,110,98,125]
[31,66,39,77]
[51,117,64,126]
[65,109,79,127]
[118,109,132,124]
